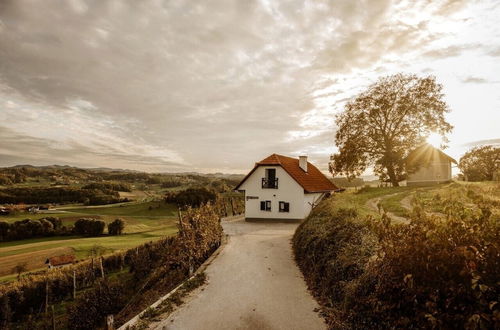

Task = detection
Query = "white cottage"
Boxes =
[235,154,338,221]
[406,144,457,186]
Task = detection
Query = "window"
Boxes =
[260,200,271,211]
[262,168,278,188]
[279,201,290,212]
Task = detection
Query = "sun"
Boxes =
[426,132,442,148]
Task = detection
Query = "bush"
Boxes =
[293,199,500,329]
[293,207,377,328]
[73,218,106,236]
[67,280,128,330]
[108,218,125,235]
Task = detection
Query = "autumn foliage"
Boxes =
[294,192,499,329]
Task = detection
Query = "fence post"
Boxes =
[178,206,184,234]
[106,315,114,330]
[230,198,235,216]
[45,277,49,314]
[51,305,56,330]
[100,257,105,279]
[73,269,76,299]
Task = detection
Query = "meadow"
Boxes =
[0,200,179,281]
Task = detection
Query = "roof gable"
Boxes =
[46,255,75,266]
[406,144,457,165]
[235,154,338,193]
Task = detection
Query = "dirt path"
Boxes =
[365,193,409,223]
[152,219,325,330]
[400,194,414,210]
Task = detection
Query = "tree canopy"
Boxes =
[459,145,499,181]
[329,73,453,186]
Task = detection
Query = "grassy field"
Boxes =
[328,181,499,220]
[0,200,179,281]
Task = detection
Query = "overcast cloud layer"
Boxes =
[1,0,499,173]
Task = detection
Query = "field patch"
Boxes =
[0,246,74,277]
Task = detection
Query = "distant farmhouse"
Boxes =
[46,255,76,269]
[406,144,457,186]
[235,154,338,221]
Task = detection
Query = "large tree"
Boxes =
[330,73,453,186]
[459,145,500,181]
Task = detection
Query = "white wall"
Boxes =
[303,193,324,218]
[407,161,452,185]
[238,166,308,220]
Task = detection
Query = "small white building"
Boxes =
[235,154,338,221]
[406,144,457,186]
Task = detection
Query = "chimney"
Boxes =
[299,156,308,172]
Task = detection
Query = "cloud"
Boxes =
[462,76,488,84]
[0,0,499,172]
[463,138,500,148]
[422,44,476,59]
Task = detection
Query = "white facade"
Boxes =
[238,166,325,220]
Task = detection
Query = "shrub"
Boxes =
[293,206,377,327]
[108,218,125,235]
[67,280,128,330]
[293,198,500,329]
[73,218,106,236]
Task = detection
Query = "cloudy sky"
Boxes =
[0,0,499,174]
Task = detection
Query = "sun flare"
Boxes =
[427,132,442,148]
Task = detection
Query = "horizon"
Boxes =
[1,1,499,175]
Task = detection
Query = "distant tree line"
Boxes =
[0,217,67,241]
[164,188,217,208]
[0,187,125,205]
[0,217,125,242]
[82,182,132,192]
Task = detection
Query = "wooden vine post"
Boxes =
[178,206,184,235]
[73,269,76,299]
[45,277,49,314]
[106,315,114,330]
[230,197,235,216]
[100,257,105,279]
[51,305,56,330]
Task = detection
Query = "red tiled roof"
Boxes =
[235,154,338,193]
[46,255,75,266]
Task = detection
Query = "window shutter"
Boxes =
[284,202,290,212]
[260,201,265,210]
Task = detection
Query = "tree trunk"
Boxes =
[387,164,399,187]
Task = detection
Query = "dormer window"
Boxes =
[262,168,278,188]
